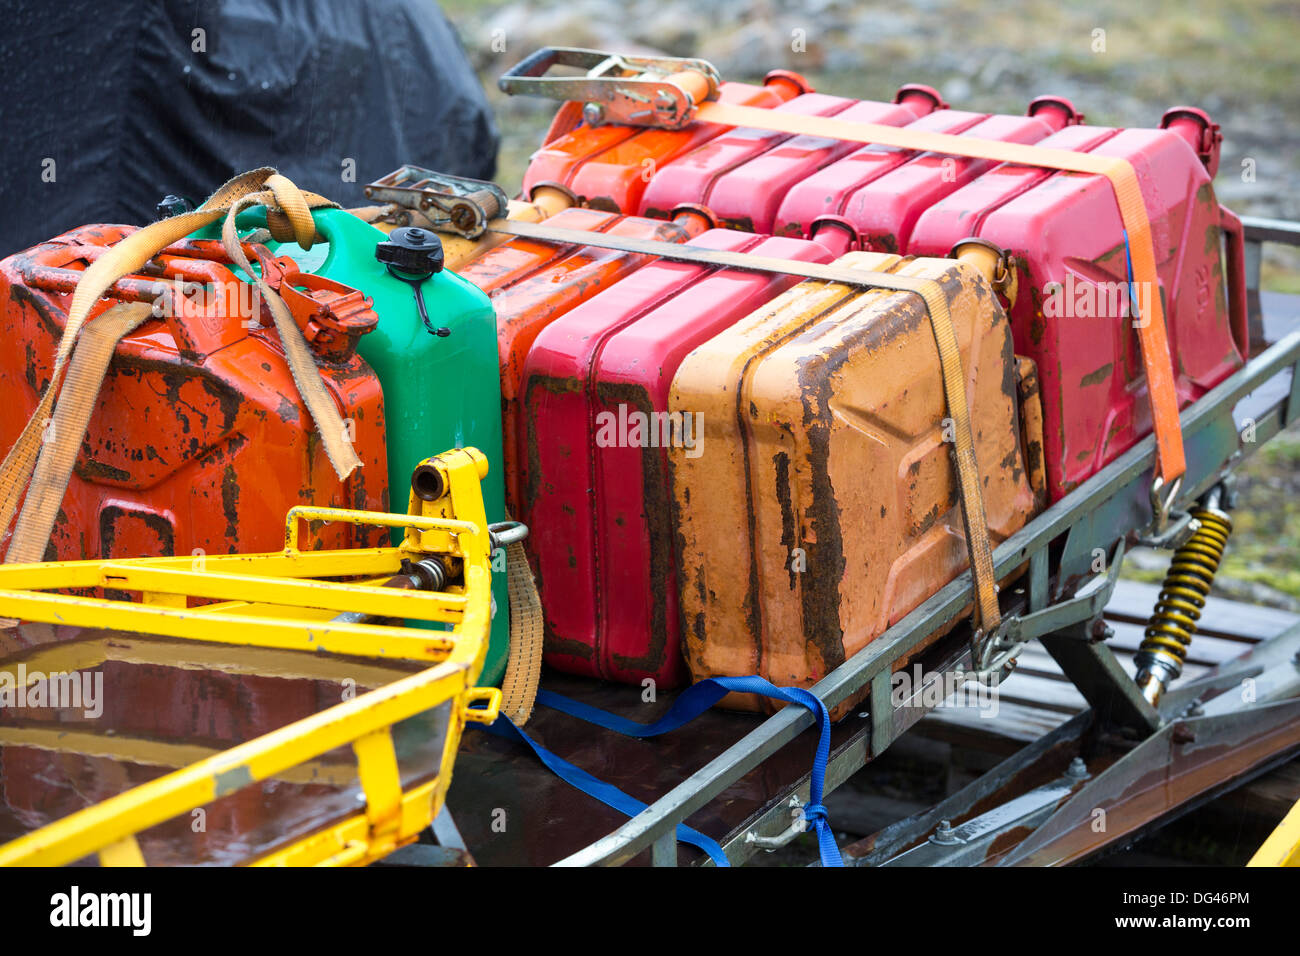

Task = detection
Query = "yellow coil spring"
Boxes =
[1140,507,1233,670]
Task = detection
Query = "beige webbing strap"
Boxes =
[490,220,1003,634]
[0,170,277,545]
[892,275,1001,636]
[220,184,362,482]
[0,168,357,564]
[500,538,544,724]
[5,303,154,565]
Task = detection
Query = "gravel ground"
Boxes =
[444,0,1300,223]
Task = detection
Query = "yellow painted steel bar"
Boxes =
[1248,797,1300,867]
[253,777,447,867]
[99,836,146,867]
[0,502,495,660]
[282,506,482,552]
[0,549,401,589]
[0,511,480,590]
[90,563,470,617]
[0,725,359,786]
[0,591,458,661]
[0,634,419,686]
[0,449,498,867]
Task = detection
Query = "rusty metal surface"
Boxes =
[520,230,833,688]
[1001,699,1300,866]
[671,253,1037,713]
[842,612,1300,867]
[0,226,389,564]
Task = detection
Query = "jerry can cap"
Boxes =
[376,226,445,277]
[156,194,194,219]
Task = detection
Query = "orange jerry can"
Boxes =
[669,252,1041,709]
[0,225,389,561]
[521,70,811,213]
[457,204,714,514]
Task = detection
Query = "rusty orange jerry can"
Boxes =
[669,252,1041,711]
[0,225,389,561]
[457,205,714,515]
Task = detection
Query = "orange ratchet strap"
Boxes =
[683,82,1185,491]
[502,52,1186,493]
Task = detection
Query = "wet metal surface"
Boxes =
[0,623,438,866]
[447,671,869,866]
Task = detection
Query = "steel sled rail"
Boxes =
[557,313,1300,867]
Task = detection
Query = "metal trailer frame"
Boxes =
[553,216,1300,867]
[0,450,503,868]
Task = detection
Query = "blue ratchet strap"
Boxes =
[1123,229,1142,324]
[488,675,842,866]
[481,716,730,865]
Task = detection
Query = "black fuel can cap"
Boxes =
[375,226,446,276]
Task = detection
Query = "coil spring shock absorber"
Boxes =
[1134,488,1232,706]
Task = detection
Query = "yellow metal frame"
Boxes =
[0,448,500,867]
[1248,797,1300,867]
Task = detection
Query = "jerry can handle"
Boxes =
[1219,206,1250,359]
[225,207,389,288]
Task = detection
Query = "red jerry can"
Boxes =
[518,230,836,687]
[908,108,1247,500]
[772,105,993,238]
[643,86,945,234]
[786,99,1081,252]
[457,205,715,514]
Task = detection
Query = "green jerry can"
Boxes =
[194,208,512,683]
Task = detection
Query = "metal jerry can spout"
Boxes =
[375,226,453,337]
